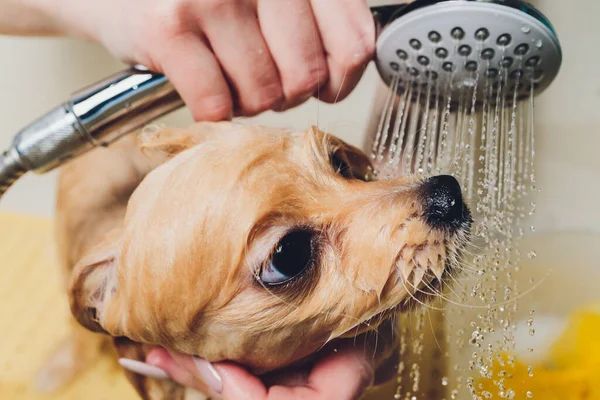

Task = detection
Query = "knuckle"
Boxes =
[147,1,199,40]
[284,63,328,100]
[337,26,376,69]
[197,0,238,14]
[240,84,284,116]
[193,94,233,121]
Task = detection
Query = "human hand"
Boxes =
[42,0,375,121]
[120,341,396,400]
[119,320,399,400]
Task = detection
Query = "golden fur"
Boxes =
[38,122,470,399]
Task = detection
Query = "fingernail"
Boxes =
[193,356,223,393]
[119,358,169,380]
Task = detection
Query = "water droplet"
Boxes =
[521,26,531,34]
[528,347,534,352]
[535,39,543,48]
[530,226,536,232]
[528,251,537,259]
[441,376,449,386]
[529,328,535,336]
[527,391,533,398]
[463,78,477,87]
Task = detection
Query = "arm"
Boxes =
[0,0,65,36]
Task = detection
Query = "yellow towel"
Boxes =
[476,305,600,399]
[0,212,137,399]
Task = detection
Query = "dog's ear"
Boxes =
[304,126,375,181]
[68,230,121,334]
[137,121,240,163]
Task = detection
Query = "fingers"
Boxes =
[144,348,212,393]
[137,345,375,400]
[146,349,269,399]
[212,362,271,400]
[309,0,376,103]
[304,344,375,399]
[257,0,328,110]
[143,0,373,120]
[155,33,234,121]
[195,0,284,116]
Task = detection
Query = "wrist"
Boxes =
[23,0,95,39]
[0,0,60,36]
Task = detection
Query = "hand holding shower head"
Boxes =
[0,0,561,199]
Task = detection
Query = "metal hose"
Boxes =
[0,149,26,199]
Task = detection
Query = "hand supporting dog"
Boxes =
[124,319,400,399]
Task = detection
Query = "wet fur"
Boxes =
[37,121,470,399]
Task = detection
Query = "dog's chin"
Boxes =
[257,318,400,390]
[337,272,445,340]
[255,259,454,387]
[240,275,449,389]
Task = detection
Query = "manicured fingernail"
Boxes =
[193,356,223,393]
[119,358,169,380]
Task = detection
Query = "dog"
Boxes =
[36,121,471,399]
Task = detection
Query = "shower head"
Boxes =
[373,0,562,103]
[0,0,562,199]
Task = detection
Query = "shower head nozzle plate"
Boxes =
[374,0,562,104]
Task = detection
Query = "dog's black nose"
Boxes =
[422,175,466,228]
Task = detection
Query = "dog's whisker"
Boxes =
[437,275,469,304]
[425,276,473,307]
[399,276,446,312]
[425,308,444,354]
[444,270,472,299]
[407,273,484,310]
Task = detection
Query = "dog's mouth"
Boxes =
[338,222,470,340]
[256,225,471,388]
[338,273,446,339]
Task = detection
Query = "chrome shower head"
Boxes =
[373,0,562,104]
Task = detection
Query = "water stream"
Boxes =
[368,52,540,399]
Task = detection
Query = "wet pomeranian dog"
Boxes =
[37,121,471,399]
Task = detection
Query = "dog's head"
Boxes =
[69,121,471,372]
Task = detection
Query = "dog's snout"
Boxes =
[422,175,466,227]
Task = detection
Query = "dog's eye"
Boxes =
[330,151,354,179]
[260,229,314,285]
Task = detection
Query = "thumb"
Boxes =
[149,349,269,400]
[209,361,270,400]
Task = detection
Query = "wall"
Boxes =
[528,0,600,234]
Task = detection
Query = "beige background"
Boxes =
[0,0,598,236]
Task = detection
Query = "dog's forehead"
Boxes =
[123,127,331,248]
